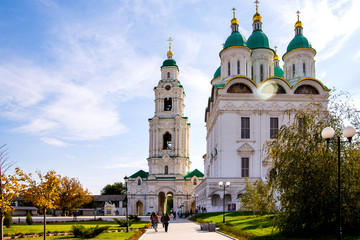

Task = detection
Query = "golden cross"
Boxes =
[167,37,173,50]
[255,0,260,12]
[296,10,301,21]
[222,43,225,47]
[274,46,278,53]
[232,7,236,18]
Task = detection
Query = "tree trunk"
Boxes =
[0,211,3,240]
[43,209,46,240]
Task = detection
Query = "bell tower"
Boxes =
[147,38,191,176]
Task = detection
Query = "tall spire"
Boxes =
[231,7,239,32]
[294,10,303,35]
[252,0,262,31]
[167,37,173,59]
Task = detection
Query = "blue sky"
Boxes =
[0,0,359,194]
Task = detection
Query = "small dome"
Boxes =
[286,34,313,52]
[274,66,284,77]
[223,31,247,49]
[231,17,239,25]
[213,66,221,79]
[253,12,262,22]
[247,30,270,49]
[162,59,178,69]
[274,54,279,61]
[167,50,173,56]
[295,20,303,28]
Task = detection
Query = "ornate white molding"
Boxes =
[237,143,255,153]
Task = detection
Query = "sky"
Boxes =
[0,0,359,194]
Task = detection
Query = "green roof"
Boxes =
[274,66,284,77]
[213,66,221,79]
[246,30,270,49]
[223,31,246,49]
[286,34,314,52]
[185,169,204,178]
[129,170,149,179]
[161,59,179,70]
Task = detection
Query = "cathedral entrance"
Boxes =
[158,191,174,214]
[136,201,143,215]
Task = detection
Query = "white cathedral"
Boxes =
[126,4,329,215]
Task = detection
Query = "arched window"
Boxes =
[164,98,172,111]
[292,64,295,78]
[227,83,252,93]
[228,62,231,76]
[237,60,240,74]
[164,166,168,174]
[260,64,264,81]
[294,85,319,94]
[138,179,141,185]
[167,72,170,78]
[193,178,197,185]
[163,132,172,149]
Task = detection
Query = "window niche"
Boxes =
[163,132,172,150]
[294,85,319,94]
[164,166,169,174]
[227,83,252,93]
[137,179,141,185]
[164,98,172,111]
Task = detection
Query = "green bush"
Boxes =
[26,211,33,225]
[113,218,134,227]
[129,214,140,222]
[4,212,13,228]
[71,225,109,238]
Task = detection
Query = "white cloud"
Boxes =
[41,138,68,147]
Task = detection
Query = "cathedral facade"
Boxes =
[126,41,203,215]
[127,4,330,215]
[195,6,329,212]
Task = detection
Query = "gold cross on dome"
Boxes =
[296,10,301,21]
[255,0,260,12]
[167,37,173,50]
[274,45,278,53]
[232,7,236,18]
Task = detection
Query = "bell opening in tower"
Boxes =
[163,132,172,150]
[164,98,172,111]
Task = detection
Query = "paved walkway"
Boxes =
[139,217,233,240]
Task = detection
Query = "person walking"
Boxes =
[163,212,170,233]
[172,210,176,220]
[150,212,159,232]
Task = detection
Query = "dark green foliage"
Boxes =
[113,218,134,227]
[71,225,109,238]
[266,99,360,236]
[129,214,140,222]
[26,211,33,225]
[100,182,125,195]
[4,212,12,228]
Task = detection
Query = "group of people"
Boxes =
[150,212,171,233]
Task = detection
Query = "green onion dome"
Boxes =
[161,59,179,70]
[286,34,313,52]
[247,30,270,49]
[274,66,284,77]
[223,31,247,49]
[213,66,221,79]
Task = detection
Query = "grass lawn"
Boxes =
[3,220,148,237]
[190,212,360,240]
[18,231,136,239]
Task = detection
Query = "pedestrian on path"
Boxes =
[150,212,159,232]
[163,213,170,232]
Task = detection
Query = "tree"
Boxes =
[26,211,33,225]
[266,99,360,236]
[0,145,28,239]
[24,170,61,240]
[239,178,276,216]
[3,212,12,228]
[55,176,92,216]
[100,182,125,195]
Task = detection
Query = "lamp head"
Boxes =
[124,175,129,183]
[322,127,335,140]
[343,126,356,142]
[219,181,224,187]
[226,181,231,187]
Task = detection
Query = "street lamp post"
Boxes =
[124,176,129,233]
[219,181,230,223]
[321,126,356,240]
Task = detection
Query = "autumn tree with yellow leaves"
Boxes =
[56,176,92,216]
[0,145,29,240]
[24,170,61,240]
